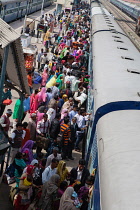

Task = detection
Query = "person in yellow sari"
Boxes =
[57,161,69,184]
[44,29,51,42]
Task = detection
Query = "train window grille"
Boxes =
[117,47,128,50]
[121,56,134,60]
[114,39,124,43]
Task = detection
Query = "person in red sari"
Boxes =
[30,89,39,114]
[22,122,30,147]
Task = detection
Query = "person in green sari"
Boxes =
[13,152,26,187]
[13,98,24,121]
[56,74,63,90]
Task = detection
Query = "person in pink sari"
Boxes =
[36,106,47,123]
[41,68,48,87]
[30,89,39,114]
[38,87,47,106]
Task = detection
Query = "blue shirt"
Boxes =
[23,97,30,112]
[69,110,78,121]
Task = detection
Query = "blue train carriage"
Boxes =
[110,0,140,20]
[0,0,53,23]
[87,1,140,209]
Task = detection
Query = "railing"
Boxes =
[0,127,11,182]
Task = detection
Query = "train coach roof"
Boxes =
[91,14,140,111]
[0,0,27,5]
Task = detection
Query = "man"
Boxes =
[70,159,90,186]
[46,147,61,167]
[37,48,44,70]
[36,114,49,155]
[0,109,12,134]
[68,117,80,160]
[42,158,59,184]
[40,53,48,72]
[46,88,53,106]
[74,110,87,151]
[69,106,78,122]
[28,113,37,141]
[61,97,73,112]
[27,72,33,94]
[60,117,71,160]
[10,123,26,164]
[0,88,12,117]
[62,83,73,98]
[50,113,61,140]
[51,83,60,98]
[48,95,58,110]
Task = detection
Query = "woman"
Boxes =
[56,74,63,90]
[77,186,89,210]
[13,152,26,187]
[22,122,30,147]
[13,98,24,121]
[41,68,48,87]
[53,181,68,210]
[21,140,34,165]
[57,161,69,184]
[14,165,35,210]
[59,187,77,210]
[47,107,56,123]
[38,174,60,210]
[38,87,47,106]
[30,89,39,114]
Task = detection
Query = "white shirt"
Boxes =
[11,130,26,139]
[37,119,49,134]
[46,153,62,167]
[42,166,57,184]
[77,167,83,181]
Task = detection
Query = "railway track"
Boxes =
[101,0,140,51]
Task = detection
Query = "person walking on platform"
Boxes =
[70,159,90,186]
[0,109,12,135]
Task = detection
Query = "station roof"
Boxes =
[0,18,20,48]
[0,18,30,94]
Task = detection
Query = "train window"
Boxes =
[117,47,128,50]
[113,36,121,38]
[114,40,124,43]
[108,25,114,27]
[127,69,140,74]
[121,56,134,61]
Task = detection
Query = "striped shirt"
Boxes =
[60,124,71,146]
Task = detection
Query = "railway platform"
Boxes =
[0,5,83,209]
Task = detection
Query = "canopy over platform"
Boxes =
[0,18,30,95]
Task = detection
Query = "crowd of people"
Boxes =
[0,1,95,210]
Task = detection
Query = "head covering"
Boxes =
[30,159,38,166]
[53,147,59,151]
[21,140,34,164]
[43,174,60,195]
[31,113,36,117]
[62,94,68,102]
[78,186,89,199]
[47,108,56,122]
[26,165,35,175]
[57,161,68,183]
[59,187,75,210]
[6,109,13,114]
[38,87,46,103]
[38,105,46,113]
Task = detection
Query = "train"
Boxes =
[86,1,140,209]
[110,0,140,21]
[0,0,53,23]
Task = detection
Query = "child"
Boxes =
[72,191,82,208]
